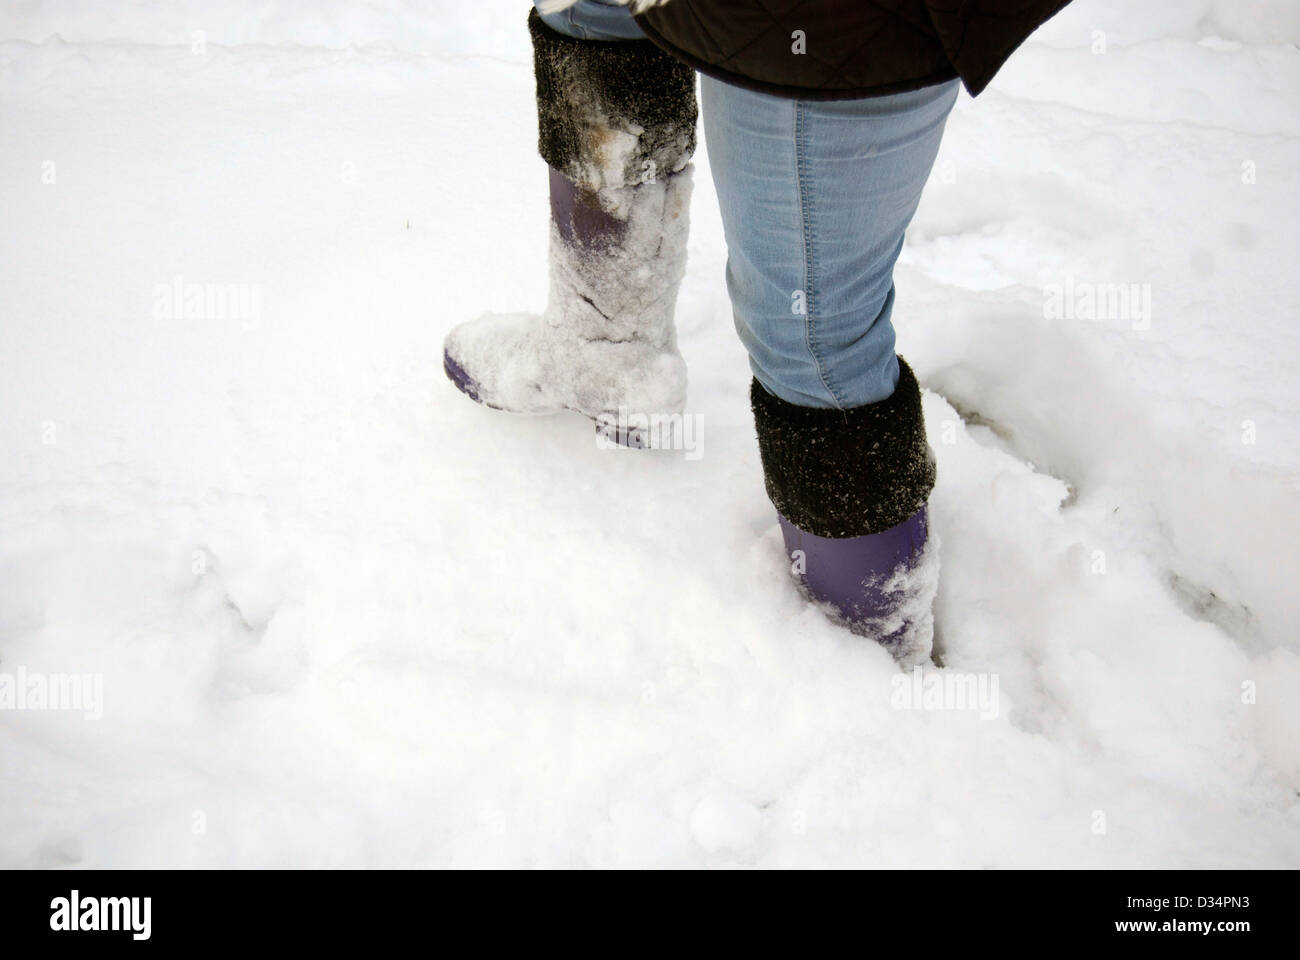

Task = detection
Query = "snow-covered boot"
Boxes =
[751,357,940,663]
[443,9,698,448]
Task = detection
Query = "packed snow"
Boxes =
[1,0,1297,867]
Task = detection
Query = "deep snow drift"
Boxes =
[1,0,1298,867]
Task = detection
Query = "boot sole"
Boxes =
[443,350,653,450]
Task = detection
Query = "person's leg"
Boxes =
[444,8,696,447]
[701,76,959,660]
[702,78,959,410]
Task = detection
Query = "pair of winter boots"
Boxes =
[443,11,937,660]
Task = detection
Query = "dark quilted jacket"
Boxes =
[634,0,1073,100]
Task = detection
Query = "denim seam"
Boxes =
[795,100,843,410]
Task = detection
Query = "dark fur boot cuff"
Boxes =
[529,7,697,190]
[751,358,936,539]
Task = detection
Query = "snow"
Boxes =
[1,0,1298,868]
[861,529,941,667]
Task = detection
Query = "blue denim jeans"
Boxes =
[535,0,646,40]
[534,1,959,409]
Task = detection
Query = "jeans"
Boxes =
[533,1,959,409]
[535,0,647,41]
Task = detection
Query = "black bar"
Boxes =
[0,869,1288,947]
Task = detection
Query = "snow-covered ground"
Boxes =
[1,0,1298,867]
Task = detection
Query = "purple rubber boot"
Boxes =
[442,10,697,449]
[779,506,936,661]
[752,358,939,662]
[441,168,627,408]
